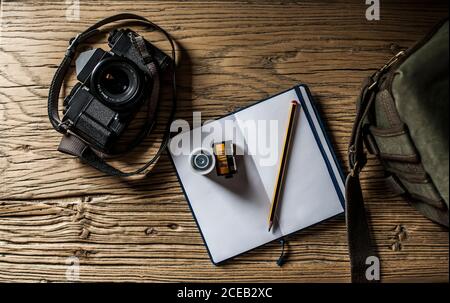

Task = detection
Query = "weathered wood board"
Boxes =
[0,0,448,282]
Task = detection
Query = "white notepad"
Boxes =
[169,85,345,264]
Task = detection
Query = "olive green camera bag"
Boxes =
[346,19,449,283]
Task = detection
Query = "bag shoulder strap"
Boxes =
[345,51,405,283]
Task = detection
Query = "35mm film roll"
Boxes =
[213,141,237,178]
[189,141,237,178]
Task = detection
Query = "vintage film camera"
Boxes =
[48,14,177,177]
[62,28,171,153]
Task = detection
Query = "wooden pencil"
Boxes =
[268,100,299,232]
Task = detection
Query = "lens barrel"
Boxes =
[90,56,146,110]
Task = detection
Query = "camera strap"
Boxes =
[48,14,177,177]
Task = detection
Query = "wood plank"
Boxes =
[0,0,448,282]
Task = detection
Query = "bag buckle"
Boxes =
[379,50,405,73]
[368,51,405,91]
[348,144,367,177]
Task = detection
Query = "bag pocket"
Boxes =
[369,124,419,162]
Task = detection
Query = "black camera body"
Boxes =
[62,28,171,153]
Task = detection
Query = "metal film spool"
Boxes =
[189,147,216,175]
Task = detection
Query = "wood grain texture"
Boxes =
[0,0,448,282]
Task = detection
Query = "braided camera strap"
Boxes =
[48,14,177,177]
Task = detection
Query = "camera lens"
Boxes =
[91,57,145,109]
[193,154,211,170]
[99,66,130,95]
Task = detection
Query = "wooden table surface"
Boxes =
[0,0,448,283]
